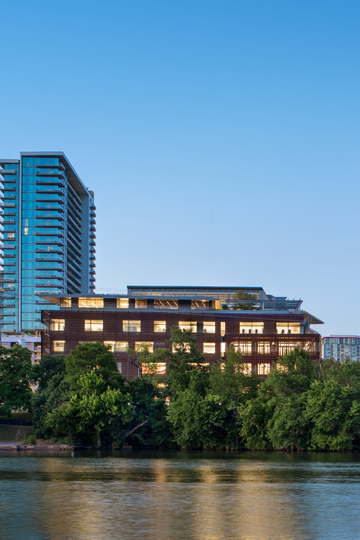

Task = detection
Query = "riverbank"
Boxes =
[0,442,75,452]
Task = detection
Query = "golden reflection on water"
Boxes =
[1,453,360,540]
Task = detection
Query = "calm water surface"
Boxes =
[1,451,360,540]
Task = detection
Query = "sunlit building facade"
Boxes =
[0,152,96,335]
[321,336,360,362]
[41,286,323,379]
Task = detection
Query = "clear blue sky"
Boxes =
[1,0,359,336]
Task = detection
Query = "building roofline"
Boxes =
[20,152,91,196]
[127,285,265,291]
[322,335,360,339]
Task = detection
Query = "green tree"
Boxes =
[167,388,229,449]
[240,348,316,450]
[0,345,33,417]
[45,370,133,447]
[232,290,257,310]
[65,342,121,389]
[209,346,260,447]
[166,326,209,398]
[306,378,360,451]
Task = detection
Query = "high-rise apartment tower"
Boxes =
[0,152,96,334]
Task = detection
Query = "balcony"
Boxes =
[0,169,17,176]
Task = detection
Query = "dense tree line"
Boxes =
[2,329,360,451]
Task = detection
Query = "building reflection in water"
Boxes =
[2,453,360,540]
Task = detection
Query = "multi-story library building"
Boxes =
[41,285,323,378]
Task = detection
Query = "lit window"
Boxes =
[117,298,129,308]
[53,340,65,352]
[154,299,178,309]
[191,300,209,310]
[142,362,167,375]
[84,320,103,331]
[154,321,166,332]
[257,342,271,354]
[179,321,197,333]
[276,322,301,334]
[203,322,215,333]
[51,319,65,331]
[243,363,253,375]
[203,343,216,354]
[221,343,226,357]
[104,341,128,352]
[239,322,264,334]
[278,341,298,355]
[135,342,154,353]
[233,342,252,355]
[117,362,122,373]
[60,297,71,308]
[135,299,147,309]
[123,320,141,332]
[79,297,104,308]
[172,343,191,353]
[220,322,226,336]
[258,363,271,375]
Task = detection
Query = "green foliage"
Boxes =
[66,342,120,388]
[306,379,360,451]
[240,348,316,450]
[167,389,229,448]
[209,347,260,447]
[9,337,360,452]
[166,326,209,398]
[232,290,257,310]
[45,370,133,446]
[0,345,33,417]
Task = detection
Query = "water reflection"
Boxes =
[1,452,360,539]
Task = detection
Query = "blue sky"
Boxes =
[1,0,359,335]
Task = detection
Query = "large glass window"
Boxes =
[179,321,197,332]
[278,341,298,355]
[104,341,128,352]
[203,322,216,333]
[123,320,141,332]
[233,341,252,355]
[142,362,166,375]
[51,319,65,331]
[203,343,216,354]
[79,297,104,308]
[117,298,129,308]
[257,342,271,354]
[220,322,226,336]
[53,340,65,352]
[258,363,271,375]
[84,320,103,331]
[60,297,72,308]
[135,299,147,309]
[221,343,226,357]
[239,322,264,334]
[135,342,154,353]
[191,300,209,310]
[154,299,178,309]
[154,321,166,332]
[276,322,301,334]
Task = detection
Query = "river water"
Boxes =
[1,451,360,540]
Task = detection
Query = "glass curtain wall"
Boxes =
[21,156,65,331]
